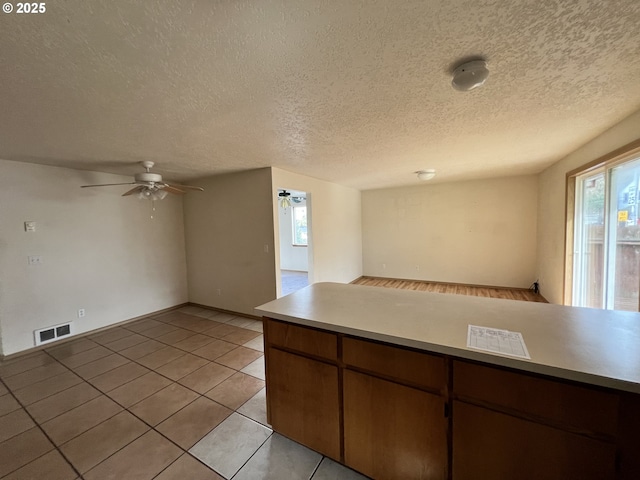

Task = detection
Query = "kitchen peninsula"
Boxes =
[256,282,640,480]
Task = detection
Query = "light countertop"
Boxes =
[255,282,640,394]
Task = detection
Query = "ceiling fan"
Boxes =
[81,161,204,200]
[278,189,306,208]
[278,190,292,208]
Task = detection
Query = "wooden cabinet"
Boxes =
[453,361,620,480]
[344,370,447,479]
[264,318,640,480]
[264,319,341,459]
[265,347,340,459]
[342,336,448,479]
[452,401,616,480]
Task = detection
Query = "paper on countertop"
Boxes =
[467,325,531,359]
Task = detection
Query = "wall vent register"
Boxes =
[34,322,73,346]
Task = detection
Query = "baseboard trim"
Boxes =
[187,302,262,321]
[0,302,263,362]
[0,303,188,362]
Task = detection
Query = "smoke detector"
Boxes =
[451,60,489,92]
[416,169,436,181]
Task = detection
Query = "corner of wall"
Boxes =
[536,108,640,304]
[183,168,277,315]
[0,160,189,355]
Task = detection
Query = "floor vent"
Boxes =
[34,322,74,346]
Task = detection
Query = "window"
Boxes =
[292,206,307,246]
[569,146,640,311]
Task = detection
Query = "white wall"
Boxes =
[0,160,188,355]
[271,168,362,296]
[537,109,640,304]
[362,175,538,288]
[183,168,277,315]
[278,196,308,271]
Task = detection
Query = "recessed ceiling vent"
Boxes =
[34,322,74,346]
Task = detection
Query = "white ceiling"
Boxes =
[2,0,640,190]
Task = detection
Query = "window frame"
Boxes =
[564,138,640,306]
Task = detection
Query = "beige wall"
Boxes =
[183,168,277,315]
[271,168,362,296]
[362,176,538,288]
[537,109,640,304]
[0,160,188,355]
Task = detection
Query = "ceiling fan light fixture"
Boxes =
[416,169,436,181]
[81,161,204,198]
[279,196,291,208]
[137,188,168,201]
[451,59,489,92]
[155,189,169,200]
[278,190,292,209]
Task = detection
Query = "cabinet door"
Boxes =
[452,401,616,480]
[266,347,340,459]
[343,370,447,480]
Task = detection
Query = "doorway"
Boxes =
[572,155,640,311]
[277,189,311,296]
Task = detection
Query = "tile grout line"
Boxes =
[0,315,262,426]
[0,349,94,419]
[307,456,324,480]
[0,373,84,480]
[91,328,270,430]
[227,426,274,480]
[111,313,262,367]
[0,311,266,479]
[5,343,210,478]
[148,451,217,480]
[70,315,266,475]
[94,320,264,407]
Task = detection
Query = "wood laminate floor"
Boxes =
[351,276,547,303]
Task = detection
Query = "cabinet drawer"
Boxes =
[265,318,337,361]
[453,360,619,436]
[343,337,446,391]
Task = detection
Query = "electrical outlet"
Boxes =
[216,289,222,296]
[382,263,386,270]
[263,244,269,253]
[78,309,85,318]
[28,255,42,266]
[415,264,420,271]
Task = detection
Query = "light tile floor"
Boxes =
[0,306,368,480]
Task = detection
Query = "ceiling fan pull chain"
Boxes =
[151,200,156,219]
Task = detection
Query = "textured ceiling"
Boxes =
[1,0,640,190]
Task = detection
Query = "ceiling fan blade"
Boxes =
[166,183,204,192]
[162,185,186,195]
[122,185,146,196]
[81,182,137,188]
